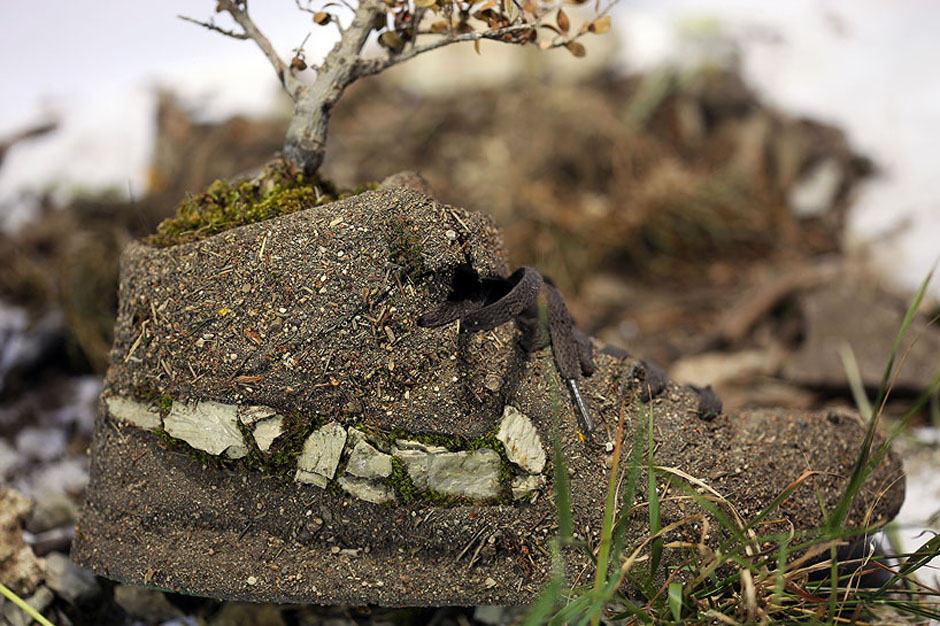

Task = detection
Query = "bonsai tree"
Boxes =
[181,0,616,178]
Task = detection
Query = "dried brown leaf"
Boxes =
[379,30,405,52]
[415,0,437,8]
[588,15,610,34]
[565,40,586,57]
[473,39,481,55]
[290,56,307,71]
[430,20,449,32]
[313,11,331,25]
[556,8,570,34]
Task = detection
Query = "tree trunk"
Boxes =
[283,0,383,178]
[283,81,335,178]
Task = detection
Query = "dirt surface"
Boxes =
[105,183,509,437]
[73,354,905,605]
[72,181,904,605]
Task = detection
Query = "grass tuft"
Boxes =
[524,271,940,624]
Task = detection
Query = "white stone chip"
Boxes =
[392,444,438,490]
[338,475,396,504]
[427,449,501,499]
[238,405,278,425]
[511,474,545,501]
[164,400,248,458]
[294,469,329,488]
[393,443,501,500]
[346,440,392,479]
[346,427,367,446]
[496,405,546,474]
[252,416,284,452]
[105,396,162,430]
[294,422,347,488]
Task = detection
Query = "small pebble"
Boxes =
[16,427,66,462]
[247,576,257,586]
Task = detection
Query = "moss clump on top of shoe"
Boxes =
[146,159,378,248]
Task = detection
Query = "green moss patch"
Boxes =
[240,412,325,478]
[146,162,378,248]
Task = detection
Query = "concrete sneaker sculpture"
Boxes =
[72,173,904,605]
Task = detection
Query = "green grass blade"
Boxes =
[647,403,663,573]
[660,471,747,548]
[839,343,872,419]
[522,576,562,626]
[591,391,628,620]
[668,581,683,621]
[772,534,790,607]
[896,532,940,578]
[548,592,593,626]
[877,599,940,621]
[828,270,934,532]
[827,544,839,624]
[873,268,933,412]
[550,374,573,543]
[522,538,565,626]
[0,582,56,626]
[606,600,654,623]
[610,410,649,564]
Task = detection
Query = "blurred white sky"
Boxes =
[0,0,938,294]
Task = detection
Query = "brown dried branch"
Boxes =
[354,23,537,78]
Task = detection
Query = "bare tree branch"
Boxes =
[293,0,316,16]
[214,0,303,98]
[354,23,537,78]
[177,15,249,40]
[189,0,618,177]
